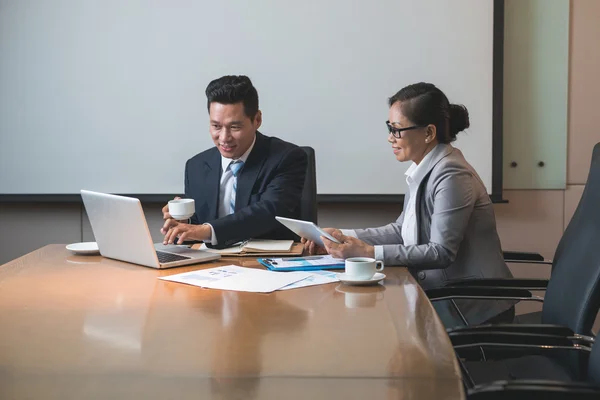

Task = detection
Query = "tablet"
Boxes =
[275,216,341,248]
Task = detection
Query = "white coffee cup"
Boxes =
[344,257,384,280]
[168,198,195,220]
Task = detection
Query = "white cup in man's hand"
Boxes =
[168,198,195,220]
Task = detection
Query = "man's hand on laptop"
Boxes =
[161,219,211,245]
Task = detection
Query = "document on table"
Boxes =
[159,265,310,293]
[278,270,339,290]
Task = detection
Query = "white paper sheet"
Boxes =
[278,270,339,290]
[159,265,310,293]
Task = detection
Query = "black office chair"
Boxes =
[299,146,318,224]
[430,142,600,334]
[503,251,546,263]
[461,324,600,399]
[426,143,600,385]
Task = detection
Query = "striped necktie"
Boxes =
[229,160,244,214]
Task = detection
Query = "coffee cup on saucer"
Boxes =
[168,198,195,220]
[344,257,384,280]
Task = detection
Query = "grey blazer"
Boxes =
[354,144,513,327]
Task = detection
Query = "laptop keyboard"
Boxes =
[156,250,191,264]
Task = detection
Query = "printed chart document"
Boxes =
[279,270,339,290]
[159,265,310,293]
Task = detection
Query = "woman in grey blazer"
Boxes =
[305,83,514,328]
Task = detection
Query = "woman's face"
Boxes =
[388,101,434,164]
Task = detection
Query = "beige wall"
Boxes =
[564,0,600,245]
[568,0,600,185]
[563,0,600,240]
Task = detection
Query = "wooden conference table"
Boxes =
[0,245,464,400]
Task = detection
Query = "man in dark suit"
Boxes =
[161,75,307,248]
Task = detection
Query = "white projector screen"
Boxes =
[0,0,497,197]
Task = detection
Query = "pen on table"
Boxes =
[286,256,323,261]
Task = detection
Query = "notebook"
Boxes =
[192,239,304,256]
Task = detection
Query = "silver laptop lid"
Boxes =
[81,190,160,268]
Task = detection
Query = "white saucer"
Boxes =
[336,272,386,286]
[66,242,100,255]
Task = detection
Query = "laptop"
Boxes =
[80,190,220,268]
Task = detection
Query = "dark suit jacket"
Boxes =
[184,132,307,248]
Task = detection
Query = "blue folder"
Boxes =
[258,256,345,272]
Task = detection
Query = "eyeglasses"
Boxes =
[386,121,426,139]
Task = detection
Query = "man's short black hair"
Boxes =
[205,75,259,119]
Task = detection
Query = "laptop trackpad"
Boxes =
[154,243,205,256]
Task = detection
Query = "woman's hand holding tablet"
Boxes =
[275,216,341,248]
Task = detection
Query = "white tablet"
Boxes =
[275,216,341,248]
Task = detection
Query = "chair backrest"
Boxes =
[299,146,318,224]
[542,143,600,335]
